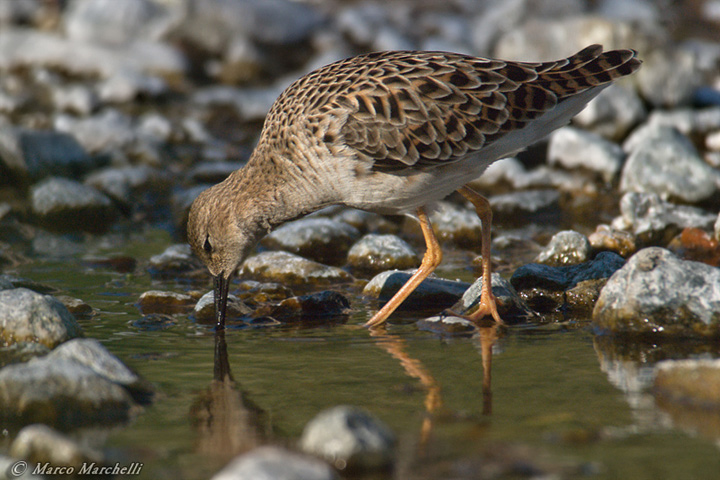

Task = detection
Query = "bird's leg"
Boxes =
[458,185,503,324]
[364,207,442,329]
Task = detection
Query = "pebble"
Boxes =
[0,288,82,348]
[253,291,350,323]
[427,201,482,248]
[30,177,119,233]
[211,446,338,480]
[240,251,354,286]
[654,359,720,409]
[588,224,637,258]
[620,125,720,204]
[593,247,720,337]
[346,233,418,274]
[645,107,720,137]
[636,48,703,108]
[0,127,98,183]
[511,252,626,314]
[84,165,172,210]
[97,69,168,103]
[547,126,625,182]
[262,217,360,266]
[300,405,395,471]
[612,192,717,246]
[137,290,195,315]
[193,290,252,325]
[450,272,533,322]
[148,243,201,278]
[52,84,99,115]
[54,108,136,154]
[489,189,561,224]
[363,270,469,313]
[534,230,592,266]
[572,84,647,141]
[10,424,104,468]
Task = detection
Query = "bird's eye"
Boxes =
[203,235,212,254]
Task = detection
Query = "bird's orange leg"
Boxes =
[364,207,442,328]
[458,185,503,324]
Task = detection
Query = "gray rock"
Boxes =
[535,230,592,266]
[512,251,626,291]
[0,28,186,78]
[645,107,720,137]
[148,243,200,277]
[489,189,560,222]
[193,290,253,324]
[138,290,195,315]
[30,177,119,233]
[254,291,350,323]
[0,355,137,429]
[54,109,135,154]
[547,127,625,182]
[52,84,99,115]
[0,0,44,26]
[452,272,532,321]
[331,209,397,235]
[0,288,81,348]
[0,127,98,183]
[593,247,720,337]
[416,313,477,336]
[428,202,482,248]
[636,48,703,108]
[212,446,338,480]
[262,218,360,266]
[241,251,353,285]
[84,165,172,209]
[97,69,168,103]
[10,424,103,468]
[572,84,647,141]
[64,0,178,44]
[620,125,720,204]
[0,454,43,480]
[363,270,469,312]
[612,192,717,245]
[300,406,395,471]
[347,234,418,274]
[596,0,661,22]
[193,83,287,122]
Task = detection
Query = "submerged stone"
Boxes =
[654,358,720,410]
[253,291,350,323]
[212,446,338,480]
[346,234,417,274]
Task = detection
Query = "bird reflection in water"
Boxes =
[190,330,267,460]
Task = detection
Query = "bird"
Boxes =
[187,44,641,330]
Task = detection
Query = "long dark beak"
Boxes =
[213,273,230,331]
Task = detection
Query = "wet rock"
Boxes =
[10,424,104,468]
[194,290,252,324]
[262,218,360,266]
[363,270,469,313]
[511,252,625,313]
[451,272,534,323]
[535,230,592,266]
[64,0,178,45]
[188,161,245,184]
[0,127,98,183]
[654,359,720,409]
[489,189,561,224]
[636,48,703,108]
[331,209,398,235]
[254,291,350,323]
[54,109,135,154]
[84,165,172,210]
[57,295,93,317]
[668,227,720,266]
[588,224,637,258]
[212,446,338,480]
[0,28,186,78]
[0,288,82,348]
[593,247,720,337]
[241,251,353,286]
[138,290,195,315]
[235,280,294,306]
[148,243,200,277]
[573,84,647,141]
[427,202,482,248]
[300,405,395,471]
[416,313,477,336]
[471,157,526,192]
[347,234,418,274]
[30,177,119,233]
[620,125,720,204]
[0,352,138,429]
[612,192,717,246]
[547,127,625,182]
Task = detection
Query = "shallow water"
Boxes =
[7,224,720,480]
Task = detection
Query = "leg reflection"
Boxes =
[474,323,498,416]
